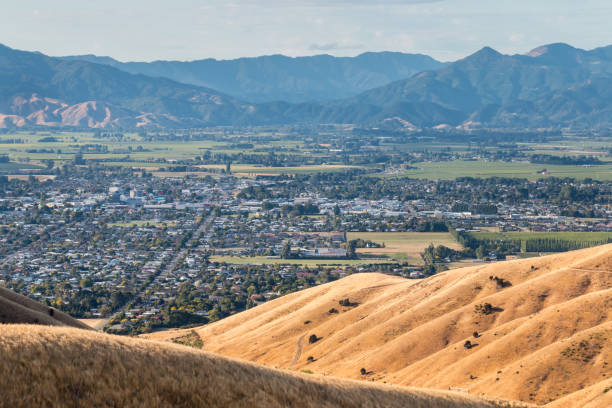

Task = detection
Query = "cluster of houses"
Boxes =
[2,166,612,330]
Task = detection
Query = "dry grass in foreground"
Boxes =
[0,286,89,329]
[0,324,529,408]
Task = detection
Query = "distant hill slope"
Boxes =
[59,52,445,103]
[0,43,256,128]
[327,43,612,128]
[1,43,612,129]
[146,245,612,407]
[0,286,89,329]
[0,325,527,408]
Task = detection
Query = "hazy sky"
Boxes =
[2,0,610,62]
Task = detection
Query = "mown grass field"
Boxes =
[0,162,44,170]
[398,160,612,181]
[347,232,463,264]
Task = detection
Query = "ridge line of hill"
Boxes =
[144,244,612,406]
[0,324,530,408]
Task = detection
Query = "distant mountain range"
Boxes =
[1,42,611,130]
[340,43,612,129]
[0,44,260,128]
[59,52,445,103]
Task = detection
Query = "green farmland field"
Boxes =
[399,160,612,181]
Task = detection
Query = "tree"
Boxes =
[476,245,486,260]
[347,240,357,259]
[73,152,85,165]
[79,277,92,289]
[281,241,292,259]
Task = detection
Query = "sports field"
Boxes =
[347,232,463,264]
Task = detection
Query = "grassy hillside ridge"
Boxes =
[546,378,612,408]
[146,244,612,407]
[0,325,528,408]
[0,286,89,329]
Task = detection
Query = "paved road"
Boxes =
[155,213,215,283]
[99,213,215,330]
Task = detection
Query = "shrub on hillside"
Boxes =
[308,334,319,344]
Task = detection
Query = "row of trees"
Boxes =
[450,227,612,256]
[523,237,612,252]
[530,154,603,165]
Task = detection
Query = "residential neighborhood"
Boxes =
[2,163,612,334]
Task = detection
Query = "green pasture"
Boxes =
[397,160,612,180]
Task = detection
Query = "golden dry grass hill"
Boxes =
[146,244,612,407]
[0,324,529,408]
[0,285,89,329]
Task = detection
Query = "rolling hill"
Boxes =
[0,324,528,408]
[0,285,90,329]
[60,52,445,103]
[145,244,612,407]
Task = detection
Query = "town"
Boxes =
[2,152,612,334]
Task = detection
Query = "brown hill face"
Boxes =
[145,245,612,407]
[0,325,527,408]
[0,94,182,129]
[0,286,89,329]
